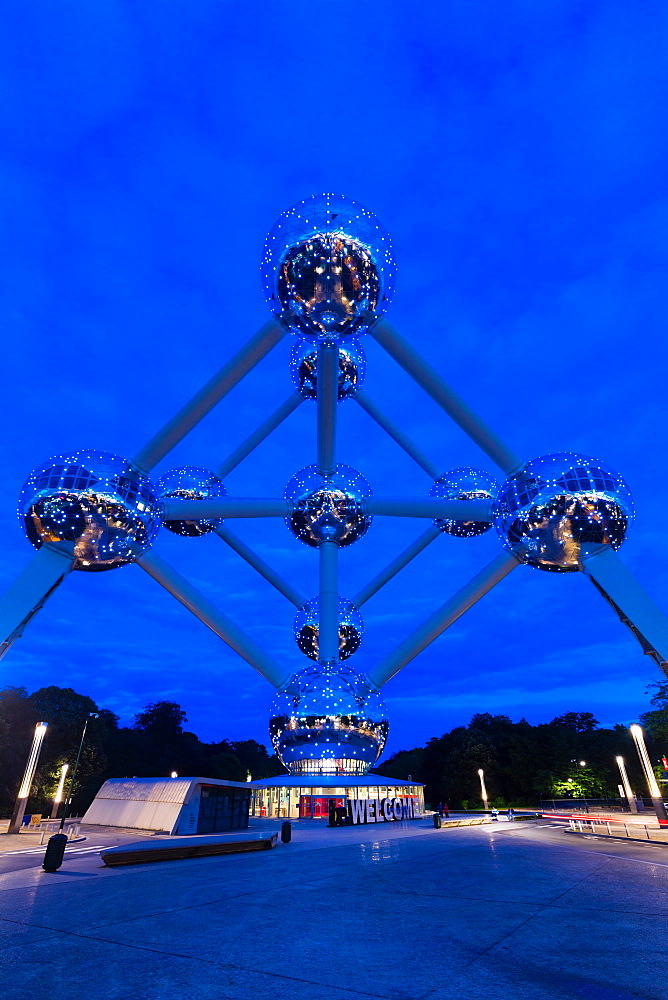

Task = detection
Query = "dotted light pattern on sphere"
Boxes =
[284,464,373,547]
[493,453,634,573]
[269,664,389,776]
[429,467,498,538]
[290,338,366,401]
[261,194,396,343]
[18,451,161,571]
[294,596,364,662]
[156,466,227,537]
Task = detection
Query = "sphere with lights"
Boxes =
[269,664,389,776]
[294,597,364,662]
[261,194,396,342]
[156,466,226,537]
[284,464,372,547]
[18,450,161,571]
[493,453,634,573]
[290,338,366,401]
[430,467,497,538]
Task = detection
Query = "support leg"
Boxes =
[0,543,75,660]
[318,540,339,664]
[317,343,338,477]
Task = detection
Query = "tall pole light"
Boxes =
[630,724,668,823]
[478,768,489,811]
[615,756,638,815]
[7,722,48,834]
[50,763,69,819]
[58,713,98,831]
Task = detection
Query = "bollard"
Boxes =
[281,821,292,843]
[42,833,68,872]
[433,813,442,829]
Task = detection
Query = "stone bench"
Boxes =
[100,831,279,866]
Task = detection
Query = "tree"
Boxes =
[132,701,187,740]
[639,682,668,747]
[549,712,599,732]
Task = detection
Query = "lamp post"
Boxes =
[7,722,48,834]
[50,763,69,819]
[478,768,488,811]
[615,755,638,814]
[630,724,667,823]
[58,713,98,831]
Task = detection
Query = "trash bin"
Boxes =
[433,813,442,829]
[42,833,68,872]
[281,821,292,843]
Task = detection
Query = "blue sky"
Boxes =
[1,2,667,753]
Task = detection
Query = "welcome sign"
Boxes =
[329,797,419,826]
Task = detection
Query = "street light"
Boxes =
[478,768,488,811]
[615,755,638,814]
[58,712,98,831]
[7,722,48,834]
[50,763,69,819]
[630,724,667,823]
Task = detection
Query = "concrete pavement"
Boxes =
[0,817,666,999]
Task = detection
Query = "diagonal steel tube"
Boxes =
[0,542,75,660]
[132,319,286,472]
[137,551,290,688]
[217,393,303,480]
[317,343,338,477]
[162,497,289,519]
[580,545,668,677]
[352,526,442,607]
[367,497,492,519]
[215,524,307,607]
[354,391,441,479]
[318,539,339,663]
[371,320,524,475]
[367,550,521,689]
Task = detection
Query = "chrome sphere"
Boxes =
[430,468,497,538]
[493,453,633,573]
[156,467,226,537]
[261,194,395,342]
[284,464,372,547]
[290,339,366,401]
[18,450,161,571]
[269,665,389,776]
[294,597,364,662]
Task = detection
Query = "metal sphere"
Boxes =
[430,467,497,538]
[294,597,364,662]
[155,467,226,537]
[284,464,373,547]
[18,450,161,571]
[269,664,389,776]
[261,193,395,342]
[290,339,366,401]
[493,453,634,573]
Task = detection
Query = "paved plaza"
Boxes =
[0,818,666,1000]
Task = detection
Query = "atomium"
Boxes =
[18,450,161,571]
[290,338,366,401]
[294,597,363,662]
[284,464,372,547]
[269,664,388,775]
[493,453,634,573]
[430,468,497,538]
[261,194,395,342]
[156,466,227,537]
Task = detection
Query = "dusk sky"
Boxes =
[1,3,667,755]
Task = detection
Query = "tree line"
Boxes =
[375,685,668,808]
[0,686,284,818]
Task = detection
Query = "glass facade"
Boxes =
[249,784,424,820]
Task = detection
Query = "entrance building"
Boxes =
[249,774,424,820]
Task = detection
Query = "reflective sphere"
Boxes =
[19,451,161,571]
[430,468,497,538]
[493,453,633,573]
[284,464,372,547]
[294,597,364,662]
[290,338,366,401]
[270,665,389,776]
[156,467,227,537]
[261,194,395,342]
